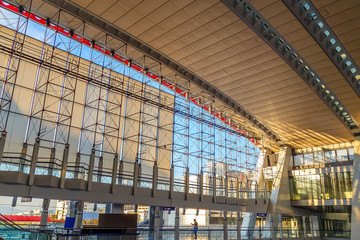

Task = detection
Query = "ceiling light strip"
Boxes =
[282,0,360,98]
[222,0,359,134]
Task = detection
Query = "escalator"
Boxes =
[0,214,51,239]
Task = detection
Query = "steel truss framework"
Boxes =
[0,2,261,198]
[222,0,359,135]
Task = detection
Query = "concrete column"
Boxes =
[152,162,158,197]
[154,206,161,240]
[169,166,174,199]
[40,199,50,230]
[87,149,95,191]
[28,138,40,185]
[185,168,189,200]
[174,208,180,240]
[199,171,203,201]
[302,216,307,237]
[0,131,7,164]
[208,211,212,240]
[59,144,69,188]
[74,201,84,229]
[223,210,228,240]
[111,154,118,193]
[351,135,360,240]
[118,160,124,185]
[309,215,314,238]
[48,148,55,176]
[237,211,241,240]
[263,146,292,238]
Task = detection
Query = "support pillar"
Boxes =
[302,216,307,238]
[40,199,50,230]
[169,166,174,199]
[213,175,217,203]
[237,211,241,240]
[154,206,161,240]
[279,214,283,239]
[28,138,40,186]
[152,162,158,197]
[20,143,28,172]
[236,179,240,205]
[199,171,203,201]
[351,135,360,240]
[111,154,118,193]
[87,149,95,191]
[185,168,189,200]
[97,157,103,183]
[48,148,56,176]
[75,153,81,179]
[223,210,228,240]
[74,201,84,229]
[174,208,180,240]
[309,215,314,238]
[132,161,139,195]
[225,177,229,204]
[263,146,292,239]
[59,144,69,188]
[0,131,6,164]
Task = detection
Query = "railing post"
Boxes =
[185,168,189,200]
[132,160,139,195]
[48,148,56,176]
[118,160,123,185]
[169,165,174,199]
[59,144,69,189]
[111,154,118,193]
[199,170,203,201]
[87,149,95,191]
[174,207,180,240]
[213,175,217,203]
[20,143,28,172]
[75,152,81,179]
[0,131,7,164]
[225,176,229,204]
[264,181,267,203]
[255,182,258,204]
[152,161,158,197]
[28,138,40,186]
[97,156,103,183]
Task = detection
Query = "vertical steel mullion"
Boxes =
[52,21,84,150]
[0,0,32,132]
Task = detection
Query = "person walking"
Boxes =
[191,219,198,239]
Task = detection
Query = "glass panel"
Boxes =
[325,151,336,163]
[303,154,314,165]
[294,154,303,166]
[336,149,348,162]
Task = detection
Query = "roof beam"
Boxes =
[222,0,360,135]
[282,0,360,98]
[41,0,282,142]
